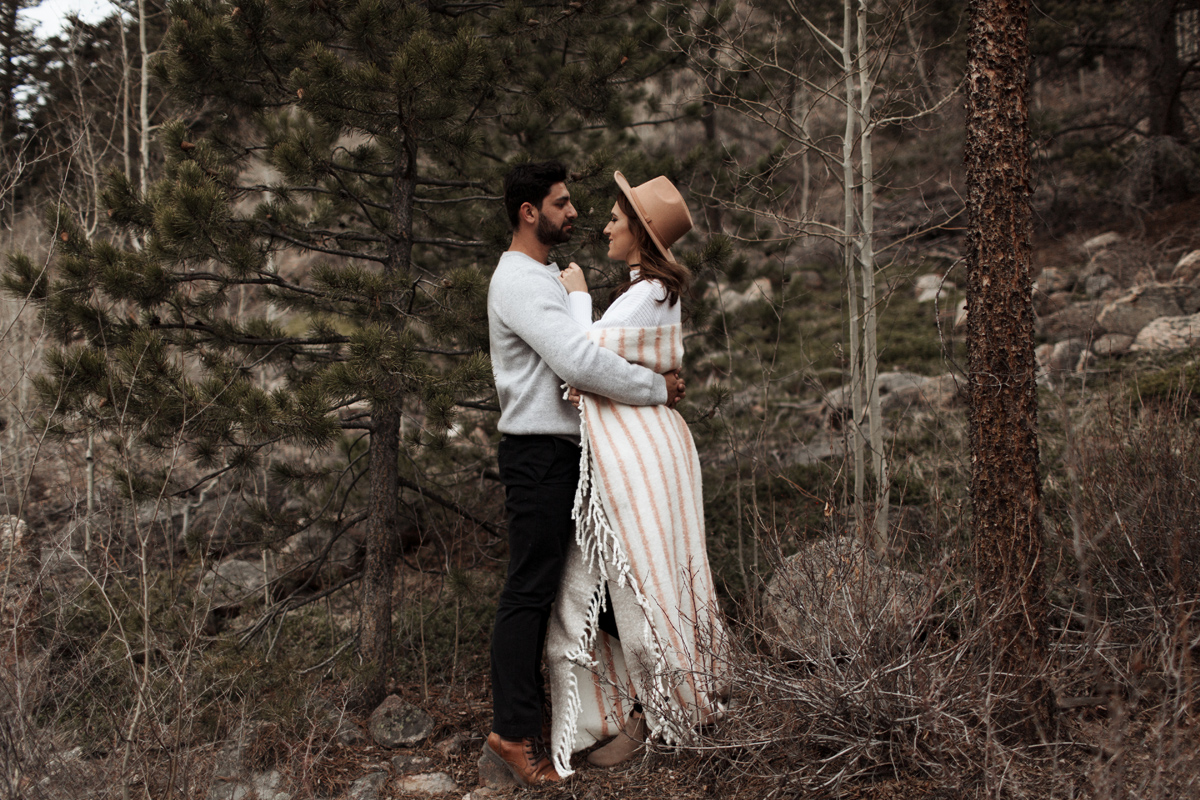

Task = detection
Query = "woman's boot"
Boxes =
[586,711,647,767]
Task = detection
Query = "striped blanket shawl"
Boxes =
[547,323,729,777]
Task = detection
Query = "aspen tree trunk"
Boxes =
[857,0,888,553]
[120,9,132,182]
[841,0,865,535]
[965,0,1050,739]
[138,0,150,189]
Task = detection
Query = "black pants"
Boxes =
[490,434,581,740]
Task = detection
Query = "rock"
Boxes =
[1036,301,1106,340]
[1082,231,1122,253]
[345,771,388,800]
[1034,290,1070,316]
[763,536,924,657]
[1091,333,1135,357]
[1174,249,1200,282]
[878,373,960,413]
[704,277,774,313]
[198,558,274,609]
[1132,312,1200,352]
[796,270,824,291]
[1084,273,1115,297]
[913,274,954,303]
[436,731,480,757]
[1035,343,1054,385]
[369,695,435,748]
[1096,284,1185,336]
[476,749,518,789]
[463,789,497,800]
[1035,266,1074,293]
[1049,338,1089,373]
[207,724,290,800]
[392,753,435,773]
[277,529,362,581]
[396,773,459,795]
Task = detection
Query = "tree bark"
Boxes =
[358,133,417,705]
[1144,0,1185,141]
[965,0,1051,740]
[0,0,17,147]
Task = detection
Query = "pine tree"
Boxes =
[965,0,1051,740]
[5,0,685,704]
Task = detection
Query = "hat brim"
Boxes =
[614,170,677,264]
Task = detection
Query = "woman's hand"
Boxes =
[559,262,589,294]
[567,387,581,408]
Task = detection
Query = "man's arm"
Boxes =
[495,267,668,406]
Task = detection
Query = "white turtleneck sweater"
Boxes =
[567,272,681,329]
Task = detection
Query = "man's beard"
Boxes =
[535,215,572,246]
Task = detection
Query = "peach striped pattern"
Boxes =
[547,324,730,776]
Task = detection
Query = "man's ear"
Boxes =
[520,201,538,225]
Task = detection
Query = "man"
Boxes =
[484,161,684,786]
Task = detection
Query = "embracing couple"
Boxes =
[484,161,730,785]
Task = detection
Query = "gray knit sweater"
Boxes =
[488,250,667,440]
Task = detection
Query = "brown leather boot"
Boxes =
[586,711,647,767]
[484,732,561,787]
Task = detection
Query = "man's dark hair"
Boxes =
[503,160,568,229]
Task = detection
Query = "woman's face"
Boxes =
[603,202,637,263]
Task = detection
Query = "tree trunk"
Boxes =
[1144,0,1185,141]
[0,0,17,147]
[358,135,417,704]
[964,0,1050,740]
[840,0,865,536]
[138,0,150,190]
[857,0,888,554]
[360,404,399,704]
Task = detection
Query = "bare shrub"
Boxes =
[1054,397,1200,800]
[692,538,1037,798]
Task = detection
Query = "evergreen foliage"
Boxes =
[5,0,691,702]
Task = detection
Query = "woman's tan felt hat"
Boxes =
[613,171,694,263]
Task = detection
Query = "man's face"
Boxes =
[532,182,577,246]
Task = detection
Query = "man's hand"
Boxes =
[567,386,581,408]
[663,369,685,409]
[559,262,588,293]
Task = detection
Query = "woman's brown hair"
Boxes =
[611,193,692,307]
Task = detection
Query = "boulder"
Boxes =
[1035,266,1074,293]
[878,373,960,412]
[477,749,518,789]
[1081,231,1122,253]
[276,528,362,587]
[704,277,774,313]
[198,558,274,609]
[368,695,435,748]
[1049,339,1089,373]
[1096,284,1185,336]
[391,753,435,773]
[207,723,290,800]
[823,372,954,422]
[1034,290,1070,316]
[1036,301,1106,340]
[1083,273,1115,298]
[913,274,954,303]
[1091,333,1135,357]
[345,771,388,800]
[1174,249,1200,283]
[395,773,459,795]
[763,536,923,657]
[1132,312,1200,353]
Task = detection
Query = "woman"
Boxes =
[545,172,730,777]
